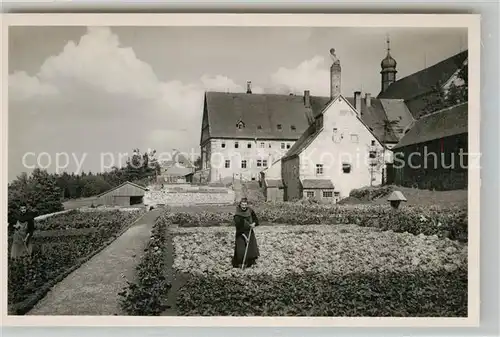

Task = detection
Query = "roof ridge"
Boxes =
[419,101,468,119]
[397,50,468,83]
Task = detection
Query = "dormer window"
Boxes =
[277,124,282,130]
[291,125,296,131]
[257,125,262,130]
[236,120,245,130]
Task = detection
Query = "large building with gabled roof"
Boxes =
[199,43,467,193]
[199,47,416,184]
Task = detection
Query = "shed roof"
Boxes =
[265,179,284,188]
[96,181,147,198]
[163,165,194,176]
[301,179,334,189]
[393,102,468,149]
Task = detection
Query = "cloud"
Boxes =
[9,71,59,101]
[8,26,273,178]
[269,56,330,96]
[8,27,263,151]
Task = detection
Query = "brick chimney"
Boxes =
[365,93,372,107]
[304,90,311,108]
[246,81,252,94]
[354,91,362,112]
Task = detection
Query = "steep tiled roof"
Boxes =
[283,94,407,160]
[393,102,468,149]
[345,97,400,143]
[378,50,467,101]
[302,179,334,189]
[282,119,323,160]
[205,92,411,154]
[204,92,328,140]
[378,98,415,140]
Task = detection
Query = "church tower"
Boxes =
[380,36,397,93]
[330,48,341,98]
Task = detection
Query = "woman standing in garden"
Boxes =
[10,204,35,259]
[232,198,260,268]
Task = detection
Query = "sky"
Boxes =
[8,26,467,181]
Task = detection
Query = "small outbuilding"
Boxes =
[301,179,339,203]
[263,179,284,202]
[96,181,147,206]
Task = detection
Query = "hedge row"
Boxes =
[164,203,468,242]
[118,216,171,315]
[176,269,468,316]
[8,210,144,314]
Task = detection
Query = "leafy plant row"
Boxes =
[118,216,171,315]
[164,202,468,242]
[35,209,142,231]
[176,269,468,316]
[8,210,144,314]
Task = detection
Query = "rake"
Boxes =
[241,223,255,270]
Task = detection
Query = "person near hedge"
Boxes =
[232,198,260,268]
[10,205,35,259]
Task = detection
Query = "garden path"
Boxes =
[27,209,163,316]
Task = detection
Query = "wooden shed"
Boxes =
[263,179,284,202]
[96,181,147,206]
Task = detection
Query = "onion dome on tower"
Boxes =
[380,36,397,93]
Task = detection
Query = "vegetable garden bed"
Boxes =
[164,202,468,242]
[8,209,144,314]
[171,224,468,316]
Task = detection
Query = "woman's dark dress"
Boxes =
[232,206,260,268]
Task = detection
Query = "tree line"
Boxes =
[421,62,468,118]
[8,149,161,223]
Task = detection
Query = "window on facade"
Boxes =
[281,143,285,149]
[350,134,359,143]
[277,124,282,130]
[369,150,377,159]
[247,143,252,149]
[334,191,340,196]
[221,142,226,148]
[260,142,265,148]
[291,125,296,131]
[323,191,333,198]
[263,160,268,167]
[257,160,262,167]
[225,160,231,168]
[316,164,324,175]
[333,128,338,132]
[306,191,315,198]
[235,141,239,148]
[342,163,352,173]
[268,143,272,148]
[286,143,291,149]
[241,160,247,168]
[371,140,376,146]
